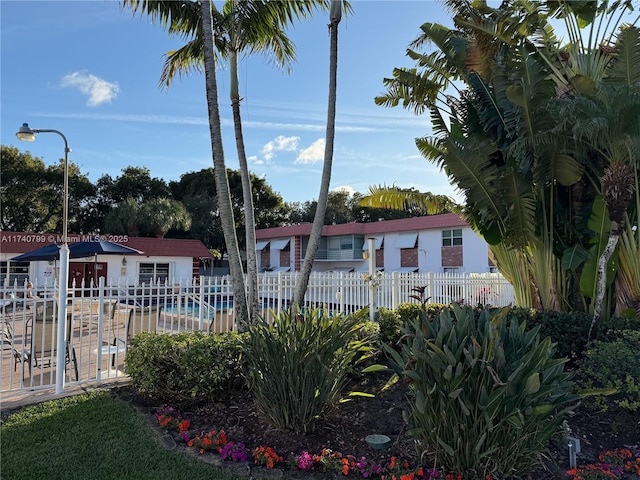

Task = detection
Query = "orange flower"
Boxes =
[342,464,349,475]
[389,456,397,470]
[178,420,190,433]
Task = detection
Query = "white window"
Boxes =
[442,229,463,247]
[139,262,170,284]
[443,267,461,274]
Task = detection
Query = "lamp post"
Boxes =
[16,123,70,395]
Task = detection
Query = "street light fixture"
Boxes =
[16,122,71,395]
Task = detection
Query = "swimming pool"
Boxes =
[165,301,232,319]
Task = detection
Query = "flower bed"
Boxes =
[153,405,640,480]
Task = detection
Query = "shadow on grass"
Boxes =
[0,390,242,480]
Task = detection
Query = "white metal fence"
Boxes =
[1,272,513,394]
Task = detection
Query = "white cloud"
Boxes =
[333,185,355,196]
[61,71,120,106]
[295,138,325,164]
[262,135,299,161]
[248,155,263,166]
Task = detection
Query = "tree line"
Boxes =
[0,144,454,256]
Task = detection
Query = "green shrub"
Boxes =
[125,331,247,405]
[396,302,447,324]
[504,306,535,326]
[244,308,372,434]
[526,310,592,364]
[599,316,640,342]
[576,330,640,412]
[377,307,402,348]
[386,304,578,478]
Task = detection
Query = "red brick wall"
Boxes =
[280,249,290,267]
[376,249,384,267]
[261,249,270,268]
[441,246,462,266]
[400,247,418,267]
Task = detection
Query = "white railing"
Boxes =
[1,272,513,394]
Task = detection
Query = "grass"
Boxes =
[0,390,243,480]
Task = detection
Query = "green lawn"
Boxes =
[0,390,243,480]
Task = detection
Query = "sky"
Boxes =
[1,0,461,204]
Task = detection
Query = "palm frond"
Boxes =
[415,136,445,164]
[359,186,459,214]
[606,25,640,87]
[375,68,440,115]
[160,40,205,87]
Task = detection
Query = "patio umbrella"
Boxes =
[68,241,142,258]
[10,243,61,262]
[10,241,142,261]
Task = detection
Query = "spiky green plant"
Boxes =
[243,308,372,434]
[385,304,578,478]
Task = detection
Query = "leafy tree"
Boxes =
[141,198,192,238]
[373,0,639,318]
[170,167,288,251]
[107,166,171,203]
[104,198,141,237]
[104,197,192,238]
[1,145,95,234]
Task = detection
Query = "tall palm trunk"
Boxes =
[199,0,249,328]
[229,47,259,324]
[292,0,341,310]
[590,163,634,340]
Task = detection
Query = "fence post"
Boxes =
[95,276,105,384]
[366,238,377,322]
[391,271,400,310]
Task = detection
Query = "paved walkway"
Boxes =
[0,377,130,413]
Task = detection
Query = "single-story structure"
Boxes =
[0,232,213,288]
[255,213,494,274]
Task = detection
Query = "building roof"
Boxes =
[255,213,469,239]
[0,232,213,258]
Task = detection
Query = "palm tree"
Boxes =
[292,0,342,311]
[198,0,250,327]
[122,0,332,324]
[104,198,141,237]
[373,1,639,315]
[141,198,192,238]
[121,0,250,326]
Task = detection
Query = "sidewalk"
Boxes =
[0,377,130,414]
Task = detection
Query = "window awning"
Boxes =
[270,239,290,250]
[396,266,419,273]
[330,267,354,272]
[395,232,418,249]
[362,236,383,250]
[255,240,269,251]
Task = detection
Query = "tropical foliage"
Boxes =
[243,308,373,434]
[383,304,578,478]
[372,1,640,321]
